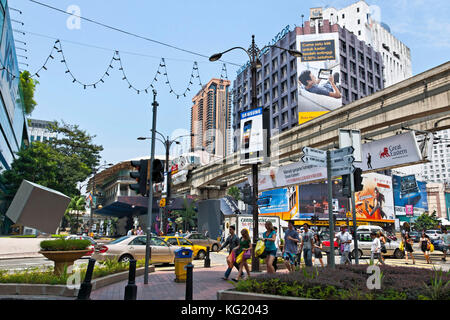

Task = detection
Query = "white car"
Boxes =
[350,232,404,259]
[425,230,442,241]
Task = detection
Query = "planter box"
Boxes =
[0,266,155,298]
[217,288,315,300]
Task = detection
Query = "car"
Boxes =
[349,232,404,259]
[425,230,442,241]
[356,225,383,233]
[183,233,221,252]
[409,231,420,243]
[66,235,97,257]
[318,232,339,255]
[162,236,208,260]
[92,235,182,264]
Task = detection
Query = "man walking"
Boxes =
[370,232,385,265]
[219,226,245,280]
[336,226,352,265]
[442,227,450,262]
[283,221,300,272]
[300,224,314,267]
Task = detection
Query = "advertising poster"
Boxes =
[392,175,428,217]
[296,32,342,124]
[355,132,422,172]
[240,107,264,164]
[354,173,395,221]
[292,181,349,220]
[258,188,289,215]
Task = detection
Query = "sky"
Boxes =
[8,0,450,166]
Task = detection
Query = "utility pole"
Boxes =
[144,90,158,285]
[327,150,335,268]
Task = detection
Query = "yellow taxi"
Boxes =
[162,236,208,260]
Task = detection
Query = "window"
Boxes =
[342,13,345,19]
[179,238,193,246]
[150,237,168,246]
[130,237,147,245]
[282,112,288,124]
[358,19,360,24]
[166,238,178,245]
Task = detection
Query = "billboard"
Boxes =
[293,181,349,220]
[240,107,265,164]
[354,173,395,221]
[258,188,290,215]
[297,32,342,124]
[392,175,428,217]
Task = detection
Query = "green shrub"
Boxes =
[40,238,91,251]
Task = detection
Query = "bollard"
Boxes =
[77,258,96,300]
[204,247,211,268]
[124,259,137,300]
[185,262,193,300]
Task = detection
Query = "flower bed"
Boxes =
[232,265,450,300]
[0,258,146,285]
[39,238,91,251]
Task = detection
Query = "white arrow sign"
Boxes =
[330,146,354,159]
[331,155,355,167]
[302,146,326,158]
[330,165,356,177]
[301,155,327,166]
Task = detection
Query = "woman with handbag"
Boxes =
[420,231,432,264]
[231,228,251,281]
[262,221,277,274]
[403,230,416,265]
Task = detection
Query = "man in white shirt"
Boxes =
[370,232,385,265]
[335,226,352,265]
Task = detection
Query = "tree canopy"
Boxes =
[413,211,440,231]
[19,71,39,115]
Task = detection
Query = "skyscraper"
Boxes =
[323,0,412,87]
[191,78,231,160]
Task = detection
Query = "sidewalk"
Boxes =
[90,265,237,300]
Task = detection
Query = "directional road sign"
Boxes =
[330,165,356,178]
[302,146,326,158]
[330,146,354,159]
[330,155,355,167]
[301,155,327,167]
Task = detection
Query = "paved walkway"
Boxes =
[90,265,237,300]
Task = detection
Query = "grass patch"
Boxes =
[40,239,91,251]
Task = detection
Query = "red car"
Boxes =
[66,235,97,257]
[322,240,339,253]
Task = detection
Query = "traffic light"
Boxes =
[129,159,149,196]
[311,214,319,225]
[353,168,363,192]
[342,174,351,198]
[242,184,253,204]
[151,159,164,183]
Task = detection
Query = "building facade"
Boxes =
[323,0,412,87]
[232,19,384,151]
[191,78,231,160]
[28,119,57,143]
[426,182,447,219]
[422,129,450,183]
[0,0,28,172]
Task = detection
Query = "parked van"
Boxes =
[356,225,383,233]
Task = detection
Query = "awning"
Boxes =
[94,196,160,218]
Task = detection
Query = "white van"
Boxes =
[356,225,383,233]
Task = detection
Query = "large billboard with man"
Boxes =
[296,32,342,124]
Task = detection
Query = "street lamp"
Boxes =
[209,35,302,272]
[89,162,114,235]
[138,132,195,234]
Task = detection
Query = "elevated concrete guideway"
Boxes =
[173,61,450,199]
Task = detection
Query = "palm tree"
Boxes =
[64,195,87,234]
[172,199,197,232]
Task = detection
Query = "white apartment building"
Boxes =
[28,119,57,143]
[422,129,450,183]
[323,0,412,87]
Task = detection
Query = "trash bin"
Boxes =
[174,248,193,283]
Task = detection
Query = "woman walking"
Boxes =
[377,231,387,264]
[231,228,251,281]
[312,234,324,267]
[403,230,416,265]
[420,231,432,264]
[262,221,277,274]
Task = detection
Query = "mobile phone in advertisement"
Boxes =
[242,120,252,149]
[318,69,332,80]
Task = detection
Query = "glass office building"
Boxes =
[0,0,28,172]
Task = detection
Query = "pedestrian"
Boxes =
[370,232,385,265]
[283,221,300,272]
[377,231,387,264]
[219,226,246,280]
[312,233,324,267]
[127,227,135,236]
[231,228,251,281]
[136,226,144,235]
[420,231,432,264]
[336,226,352,265]
[299,224,314,267]
[262,221,277,273]
[272,226,281,272]
[403,230,416,265]
[442,227,450,262]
